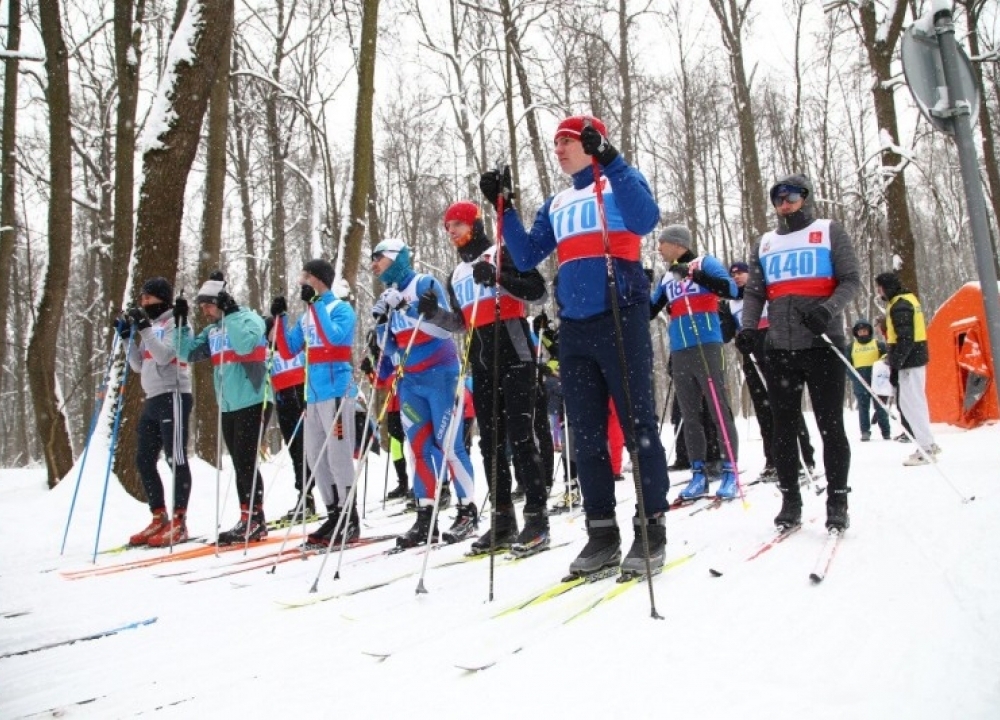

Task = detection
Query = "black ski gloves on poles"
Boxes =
[215,290,239,316]
[127,307,151,331]
[735,329,757,356]
[472,261,497,288]
[417,289,439,319]
[173,296,189,326]
[479,166,515,211]
[801,306,833,336]
[580,125,619,167]
[270,296,288,317]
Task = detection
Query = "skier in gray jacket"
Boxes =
[737,174,860,533]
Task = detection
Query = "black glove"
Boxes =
[360,357,374,375]
[215,289,239,315]
[532,312,548,335]
[580,124,619,166]
[115,316,132,340]
[801,306,833,336]
[299,284,316,303]
[671,262,690,279]
[173,296,188,325]
[417,289,439,318]
[366,329,380,357]
[371,299,389,324]
[735,329,757,356]
[479,166,514,211]
[889,367,899,388]
[472,261,497,288]
[270,296,288,317]
[127,306,151,331]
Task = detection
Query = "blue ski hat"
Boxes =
[372,238,412,286]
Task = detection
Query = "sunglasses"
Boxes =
[773,192,803,206]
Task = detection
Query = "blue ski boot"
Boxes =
[678,461,708,500]
[716,462,739,499]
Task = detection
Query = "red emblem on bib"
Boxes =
[809,231,822,244]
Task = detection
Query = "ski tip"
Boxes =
[456,662,496,673]
[708,568,723,577]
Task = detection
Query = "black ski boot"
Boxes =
[774,486,803,531]
[469,507,519,554]
[218,505,267,545]
[306,504,341,548]
[443,502,478,543]
[567,515,621,577]
[825,487,851,531]
[284,493,317,523]
[396,506,439,548]
[386,482,409,501]
[510,509,550,558]
[620,513,666,577]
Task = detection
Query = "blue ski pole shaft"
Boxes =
[91,333,134,563]
[61,332,121,555]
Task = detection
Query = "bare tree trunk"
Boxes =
[231,46,259,304]
[29,0,75,487]
[266,0,289,296]
[854,0,919,292]
[343,0,379,286]
[115,0,235,491]
[709,0,768,239]
[202,19,232,301]
[499,0,551,198]
[616,0,634,163]
[112,0,146,315]
[0,0,21,398]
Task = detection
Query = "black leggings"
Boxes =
[221,403,265,509]
[763,347,850,493]
[136,392,192,511]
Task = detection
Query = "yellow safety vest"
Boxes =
[851,340,882,369]
[886,293,926,343]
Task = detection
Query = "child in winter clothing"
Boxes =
[849,318,891,441]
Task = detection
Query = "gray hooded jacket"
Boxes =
[741,174,860,350]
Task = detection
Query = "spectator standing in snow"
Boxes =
[875,272,940,465]
[738,175,860,532]
[849,318,891,442]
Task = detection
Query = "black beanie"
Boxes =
[140,277,173,304]
[303,259,335,289]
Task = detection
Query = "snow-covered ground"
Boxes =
[2,411,999,719]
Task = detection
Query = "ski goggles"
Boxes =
[771,184,808,206]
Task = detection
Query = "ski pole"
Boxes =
[589,144,661,619]
[61,330,121,555]
[487,177,505,601]
[818,333,973,502]
[91,331,134,563]
[242,317,280,552]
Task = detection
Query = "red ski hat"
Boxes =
[443,200,481,228]
[554,115,608,142]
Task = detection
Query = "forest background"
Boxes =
[0,0,997,498]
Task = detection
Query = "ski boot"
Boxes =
[510,509,550,558]
[825,487,850,532]
[386,481,409,501]
[567,515,620,578]
[148,510,188,547]
[677,461,709,502]
[443,502,478,543]
[716,462,739,500]
[128,509,169,547]
[469,507,518,555]
[395,506,439,549]
[773,487,803,531]
[620,513,666,578]
[218,505,267,545]
[549,485,581,515]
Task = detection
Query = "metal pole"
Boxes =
[933,3,1000,412]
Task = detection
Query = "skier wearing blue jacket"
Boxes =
[370,238,478,549]
[650,225,741,501]
[274,258,359,548]
[479,115,669,578]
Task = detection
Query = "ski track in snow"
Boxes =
[1,411,999,719]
